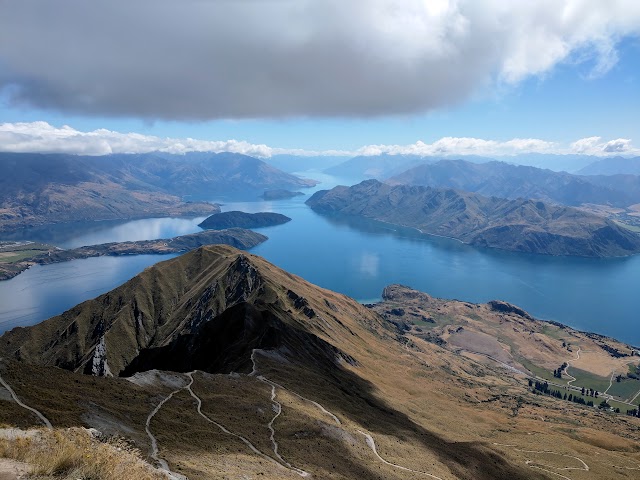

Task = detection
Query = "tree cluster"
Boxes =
[530,380,594,407]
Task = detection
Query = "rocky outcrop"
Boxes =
[487,300,533,320]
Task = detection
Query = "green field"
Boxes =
[607,378,640,400]
[0,243,53,264]
[569,367,612,393]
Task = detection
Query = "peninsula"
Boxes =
[306,180,640,257]
[0,228,266,281]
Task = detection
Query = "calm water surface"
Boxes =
[1,171,639,346]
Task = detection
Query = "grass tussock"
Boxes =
[0,428,165,480]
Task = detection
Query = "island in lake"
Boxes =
[306,179,640,257]
[198,211,292,229]
[260,189,305,200]
[0,228,266,281]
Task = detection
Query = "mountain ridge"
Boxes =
[0,151,316,231]
[1,246,639,479]
[388,159,640,207]
[306,179,640,257]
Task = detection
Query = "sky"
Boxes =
[0,0,639,158]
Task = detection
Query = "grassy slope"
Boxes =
[0,247,638,479]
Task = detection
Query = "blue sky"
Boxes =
[0,1,639,157]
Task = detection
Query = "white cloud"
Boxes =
[0,1,639,119]
[570,136,636,155]
[354,137,558,157]
[1,122,637,159]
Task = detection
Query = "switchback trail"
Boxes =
[493,443,589,480]
[0,368,52,428]
[250,349,341,426]
[563,348,580,388]
[144,384,187,479]
[183,372,293,474]
[357,430,443,479]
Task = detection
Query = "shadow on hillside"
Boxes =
[118,299,542,479]
[257,350,542,480]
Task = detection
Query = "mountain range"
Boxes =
[578,156,640,176]
[306,180,640,257]
[323,153,611,180]
[388,159,640,208]
[0,152,316,231]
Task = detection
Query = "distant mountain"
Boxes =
[388,159,640,207]
[502,153,599,172]
[0,151,316,230]
[325,153,605,181]
[198,211,291,229]
[578,156,640,176]
[307,180,640,257]
[147,151,318,198]
[264,154,346,173]
[324,154,434,180]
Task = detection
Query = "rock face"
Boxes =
[198,211,291,230]
[0,245,368,377]
[306,180,640,257]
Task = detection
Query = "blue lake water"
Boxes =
[1,171,639,346]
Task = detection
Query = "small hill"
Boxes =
[260,189,304,200]
[306,180,640,257]
[198,211,291,230]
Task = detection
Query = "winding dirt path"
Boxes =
[263,383,309,477]
[492,443,589,480]
[0,370,52,428]
[183,372,291,473]
[144,384,187,479]
[250,349,341,426]
[602,370,617,400]
[564,348,580,388]
[357,430,443,479]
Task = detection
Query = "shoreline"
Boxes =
[363,293,640,351]
[0,228,267,282]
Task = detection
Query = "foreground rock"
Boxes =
[307,179,640,257]
[198,211,291,229]
[0,229,267,281]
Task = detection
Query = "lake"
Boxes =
[1,171,639,346]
